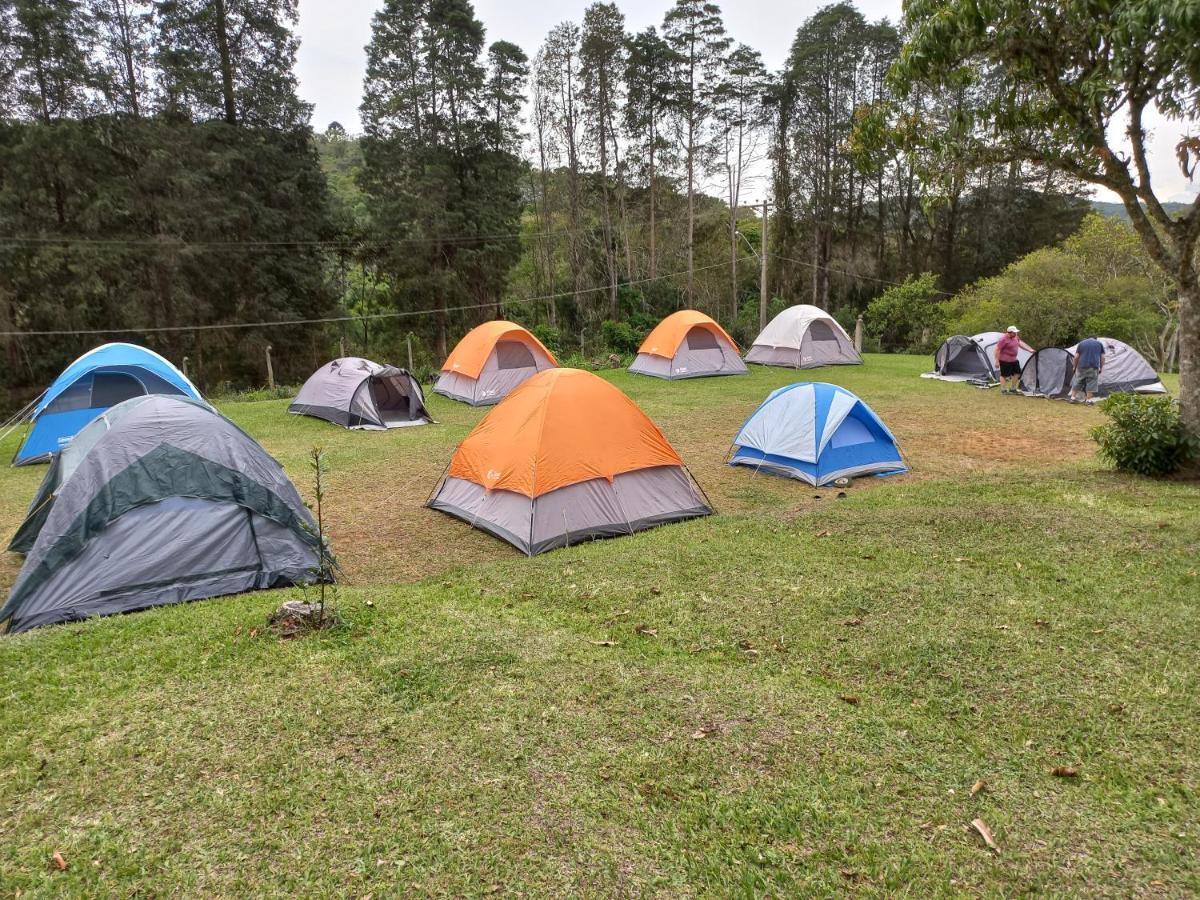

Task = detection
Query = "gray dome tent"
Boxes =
[1019,338,1166,398]
[1,396,323,634]
[289,358,432,429]
[931,331,1033,382]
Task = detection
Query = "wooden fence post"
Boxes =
[265,345,274,391]
[854,316,864,352]
[406,334,414,371]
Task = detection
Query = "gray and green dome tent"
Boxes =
[2,395,323,634]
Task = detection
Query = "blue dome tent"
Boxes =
[13,343,202,466]
[728,382,907,486]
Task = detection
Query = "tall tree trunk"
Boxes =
[214,0,238,125]
[1179,277,1199,432]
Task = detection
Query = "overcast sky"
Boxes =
[295,0,1198,205]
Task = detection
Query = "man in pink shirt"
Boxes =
[995,325,1023,394]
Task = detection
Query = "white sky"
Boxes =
[295,0,1198,205]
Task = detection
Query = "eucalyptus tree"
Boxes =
[580,1,628,313]
[714,43,768,320]
[92,0,153,117]
[893,0,1200,426]
[662,0,729,303]
[624,26,674,280]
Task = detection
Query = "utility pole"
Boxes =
[759,200,769,331]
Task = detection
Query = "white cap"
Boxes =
[1007,325,1019,333]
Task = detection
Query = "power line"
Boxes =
[0,258,744,338]
[0,207,742,252]
[766,252,954,297]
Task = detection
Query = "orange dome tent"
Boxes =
[629,310,748,379]
[428,368,711,554]
[434,320,558,406]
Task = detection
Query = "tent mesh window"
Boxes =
[685,327,719,351]
[807,321,839,342]
[90,372,146,407]
[495,340,536,369]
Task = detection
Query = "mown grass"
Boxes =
[0,355,1196,896]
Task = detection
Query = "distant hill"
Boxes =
[1090,199,1192,221]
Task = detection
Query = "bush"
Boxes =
[601,319,640,355]
[864,273,944,353]
[1090,393,1197,477]
[530,324,563,356]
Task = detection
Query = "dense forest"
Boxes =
[0,0,1191,408]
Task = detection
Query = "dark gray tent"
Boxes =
[1,396,323,634]
[1019,338,1167,398]
[289,358,432,429]
[929,331,1033,382]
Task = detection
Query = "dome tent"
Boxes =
[428,368,711,555]
[744,304,862,368]
[729,382,906,486]
[289,358,432,429]
[1,396,323,634]
[929,331,1033,382]
[1019,338,1166,398]
[13,342,202,466]
[628,310,748,379]
[435,321,558,406]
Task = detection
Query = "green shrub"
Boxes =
[601,319,640,355]
[864,273,944,353]
[1090,393,1197,477]
[530,324,563,356]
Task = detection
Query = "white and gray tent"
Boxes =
[1,395,323,634]
[1019,338,1166,398]
[289,358,432,429]
[745,304,862,368]
[927,331,1034,382]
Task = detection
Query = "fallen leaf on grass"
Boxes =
[953,557,969,563]
[1051,766,1078,778]
[691,723,720,740]
[840,695,860,705]
[248,627,259,639]
[52,851,67,871]
[590,640,617,647]
[843,617,863,627]
[970,779,988,797]
[815,530,831,537]
[971,818,1000,853]
[1015,561,1023,570]
[634,624,657,637]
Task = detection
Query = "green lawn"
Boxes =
[0,355,1196,896]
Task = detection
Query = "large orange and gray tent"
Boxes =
[434,321,558,406]
[428,368,711,555]
[628,310,748,379]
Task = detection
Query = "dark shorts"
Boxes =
[999,360,1021,378]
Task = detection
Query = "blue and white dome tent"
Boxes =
[12,343,204,466]
[728,382,907,486]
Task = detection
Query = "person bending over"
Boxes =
[1070,336,1105,404]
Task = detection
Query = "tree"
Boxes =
[624,27,673,280]
[662,0,729,304]
[892,0,1200,428]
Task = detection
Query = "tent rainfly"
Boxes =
[1,396,323,634]
[744,304,862,368]
[929,332,1033,382]
[729,382,907,486]
[435,321,558,406]
[13,342,202,466]
[289,358,432,429]
[1019,338,1167,398]
[628,310,748,379]
[428,368,711,555]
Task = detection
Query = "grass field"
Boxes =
[0,354,1196,897]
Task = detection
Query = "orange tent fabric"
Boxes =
[447,369,684,497]
[637,310,739,359]
[441,321,558,379]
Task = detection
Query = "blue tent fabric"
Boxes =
[15,343,202,466]
[729,382,906,486]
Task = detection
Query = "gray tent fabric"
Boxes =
[430,467,711,556]
[629,325,748,379]
[290,358,432,429]
[929,332,1033,382]
[745,305,862,368]
[1019,338,1167,398]
[1,396,322,634]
